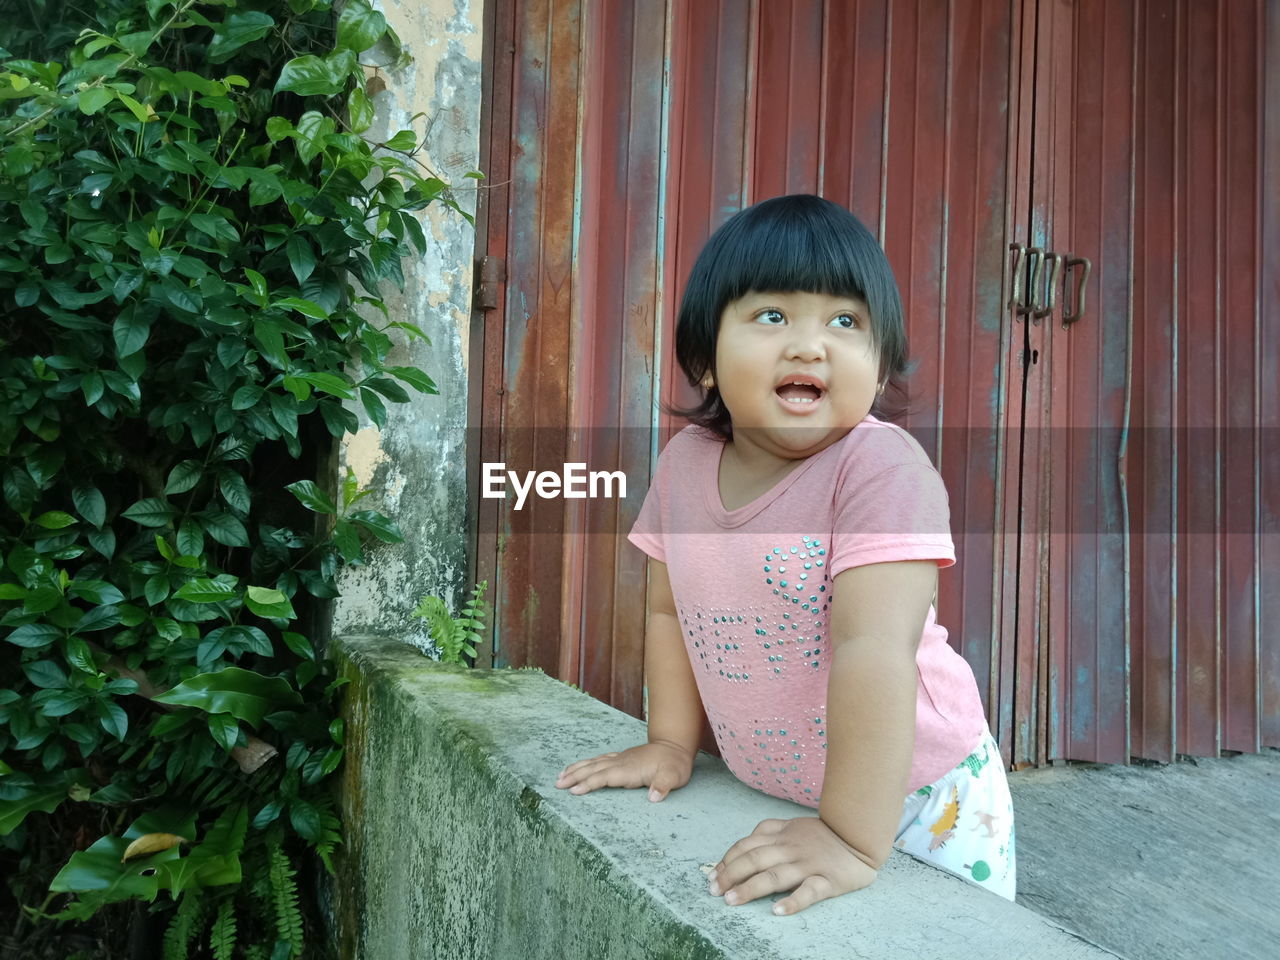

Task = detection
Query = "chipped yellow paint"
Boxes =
[344,426,391,488]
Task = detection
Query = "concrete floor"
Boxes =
[1009,748,1280,960]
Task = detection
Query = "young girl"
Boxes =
[554,194,1015,913]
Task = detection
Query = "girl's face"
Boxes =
[712,290,879,462]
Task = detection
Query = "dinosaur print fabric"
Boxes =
[893,730,1016,900]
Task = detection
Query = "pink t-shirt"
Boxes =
[628,416,988,806]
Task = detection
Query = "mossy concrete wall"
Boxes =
[333,635,1119,960]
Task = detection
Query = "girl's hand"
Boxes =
[554,740,694,802]
[708,817,878,915]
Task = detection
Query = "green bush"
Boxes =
[0,0,472,955]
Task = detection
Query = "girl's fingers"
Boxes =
[710,838,787,896]
[720,860,807,907]
[712,831,775,878]
[555,753,621,786]
[772,875,834,916]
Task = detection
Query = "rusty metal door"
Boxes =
[474,0,1279,766]
[1021,0,1279,764]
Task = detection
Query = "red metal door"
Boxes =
[1020,0,1278,764]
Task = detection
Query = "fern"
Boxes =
[412,580,489,664]
[209,898,237,960]
[269,841,304,958]
[313,798,344,876]
[162,890,206,960]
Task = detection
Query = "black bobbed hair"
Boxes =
[670,194,909,438]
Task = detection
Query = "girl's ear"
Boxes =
[701,373,715,390]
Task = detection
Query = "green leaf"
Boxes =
[274,54,347,97]
[349,510,404,543]
[333,519,363,563]
[384,130,416,152]
[289,799,322,841]
[347,87,374,132]
[282,376,311,402]
[274,297,328,319]
[294,110,333,164]
[65,636,96,674]
[266,116,294,141]
[152,668,303,728]
[366,377,410,404]
[116,93,153,124]
[252,800,282,829]
[69,580,125,604]
[200,512,249,548]
[285,480,336,514]
[122,498,178,527]
[286,236,316,284]
[34,511,77,529]
[5,624,61,649]
[208,713,243,751]
[97,699,128,741]
[208,11,275,63]
[81,371,105,406]
[218,470,251,515]
[0,773,75,835]
[50,835,177,899]
[244,586,295,620]
[77,86,115,115]
[281,631,315,661]
[173,578,238,603]
[387,366,439,394]
[360,387,387,427]
[177,519,204,557]
[253,320,286,365]
[145,573,169,606]
[164,460,203,495]
[337,1,389,52]
[23,660,68,689]
[73,487,106,528]
[77,605,121,632]
[244,268,269,302]
[113,310,151,356]
[293,371,353,399]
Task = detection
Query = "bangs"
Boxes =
[713,207,874,306]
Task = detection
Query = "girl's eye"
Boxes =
[754,309,786,325]
[829,314,861,330]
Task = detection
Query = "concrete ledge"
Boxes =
[333,636,1119,959]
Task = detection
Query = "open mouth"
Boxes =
[774,377,826,405]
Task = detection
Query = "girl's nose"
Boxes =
[784,327,827,362]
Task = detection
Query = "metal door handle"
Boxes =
[1018,247,1044,319]
[1009,242,1026,313]
[1061,255,1092,327]
[1031,252,1063,324]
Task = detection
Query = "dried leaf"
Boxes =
[121,832,187,863]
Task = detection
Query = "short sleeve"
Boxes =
[827,463,955,577]
[627,452,668,563]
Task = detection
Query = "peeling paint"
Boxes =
[344,426,392,489]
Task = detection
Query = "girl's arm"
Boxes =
[555,559,705,801]
[818,559,935,865]
[708,559,938,914]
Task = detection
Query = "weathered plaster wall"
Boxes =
[332,0,483,649]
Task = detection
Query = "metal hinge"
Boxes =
[474,256,506,311]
